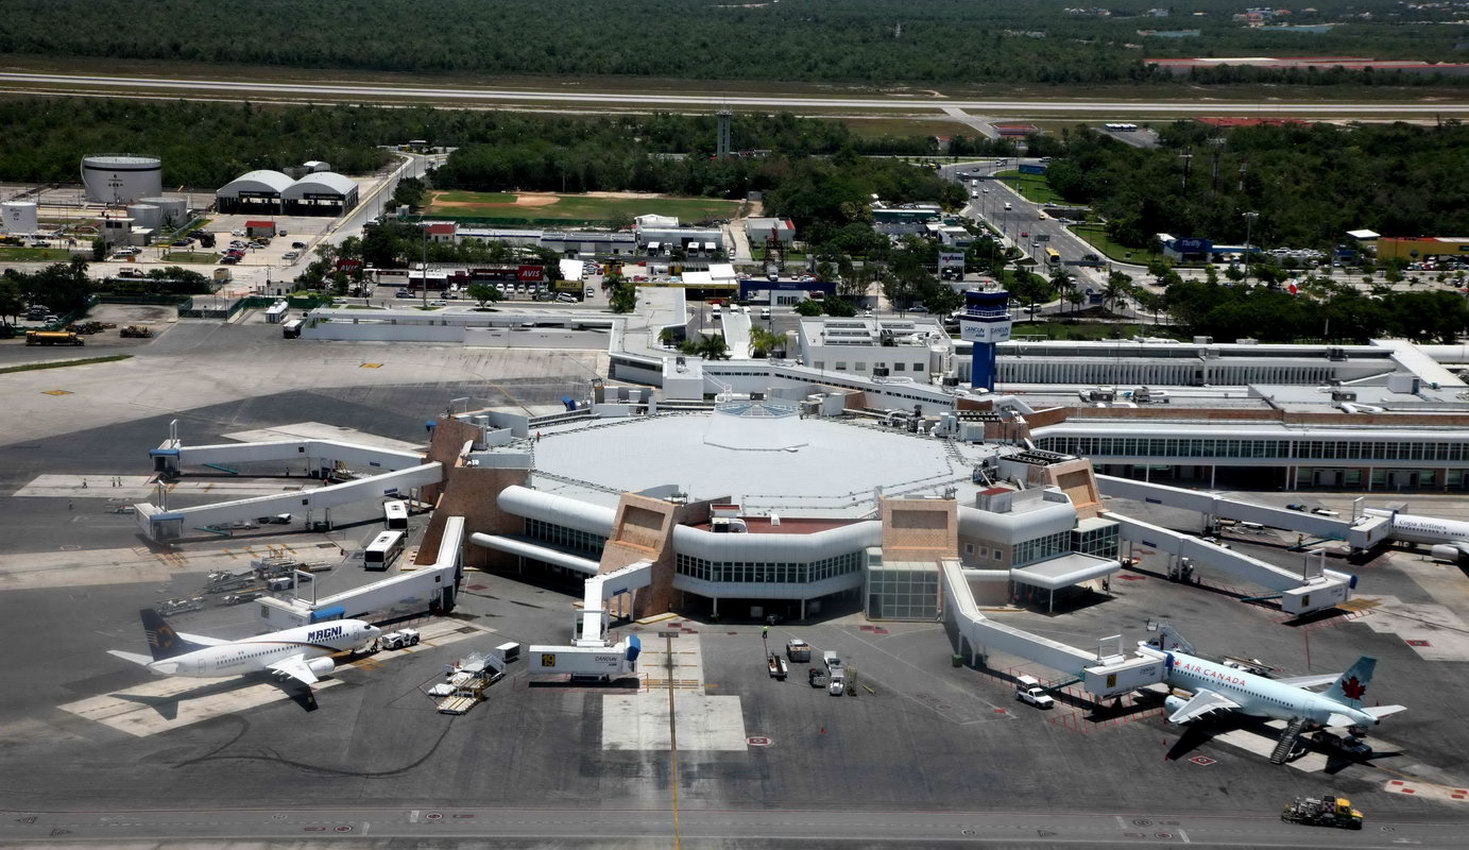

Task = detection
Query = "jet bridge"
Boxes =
[258,516,466,629]
[1096,475,1359,539]
[1103,511,1354,615]
[151,437,424,478]
[939,559,1162,699]
[135,462,443,541]
[528,560,652,677]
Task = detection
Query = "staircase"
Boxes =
[1271,716,1309,764]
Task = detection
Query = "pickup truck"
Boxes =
[1015,675,1055,709]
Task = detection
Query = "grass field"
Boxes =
[0,246,76,262]
[994,171,1066,205]
[1070,225,1169,266]
[160,252,223,264]
[426,191,741,222]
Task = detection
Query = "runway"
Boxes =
[3,71,1468,117]
[2,803,1462,846]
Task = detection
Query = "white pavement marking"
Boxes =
[1357,595,1469,662]
[223,422,425,453]
[0,547,174,590]
[601,634,746,751]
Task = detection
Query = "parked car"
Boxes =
[1286,503,1308,512]
[283,251,299,261]
[291,241,307,249]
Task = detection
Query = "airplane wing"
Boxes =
[267,655,319,686]
[1273,673,1340,689]
[174,631,228,647]
[1168,688,1241,723]
[1364,705,1407,720]
[107,650,155,667]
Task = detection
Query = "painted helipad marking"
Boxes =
[58,620,494,736]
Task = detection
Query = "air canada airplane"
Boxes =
[1137,625,1405,732]
[109,608,380,687]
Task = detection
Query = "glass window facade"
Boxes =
[1036,435,1469,463]
[525,518,607,556]
[1073,523,1120,561]
[1013,530,1070,567]
[675,550,864,584]
[867,565,940,621]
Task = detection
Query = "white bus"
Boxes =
[364,531,405,571]
[383,499,409,530]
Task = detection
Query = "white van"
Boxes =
[1003,202,1013,211]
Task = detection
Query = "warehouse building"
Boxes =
[281,171,359,216]
[1375,236,1469,262]
[215,170,294,214]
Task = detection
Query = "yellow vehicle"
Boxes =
[1044,247,1061,265]
[1281,796,1363,830]
[25,331,84,346]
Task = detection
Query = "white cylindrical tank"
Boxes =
[81,155,163,205]
[127,203,162,231]
[138,196,187,226]
[0,201,38,235]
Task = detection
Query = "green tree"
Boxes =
[0,278,23,326]
[1103,270,1134,313]
[467,282,501,309]
[794,299,824,317]
[90,238,106,262]
[608,275,637,313]
[697,333,730,360]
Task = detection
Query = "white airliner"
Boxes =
[109,609,380,687]
[1362,507,1469,562]
[1137,627,1405,731]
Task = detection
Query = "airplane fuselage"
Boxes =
[1139,646,1375,727]
[148,621,375,678]
[1364,508,1469,547]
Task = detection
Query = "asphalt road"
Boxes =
[4,803,1461,846]
[4,71,1469,117]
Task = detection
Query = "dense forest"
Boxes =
[0,97,958,188]
[1041,121,1469,249]
[2,0,1465,87]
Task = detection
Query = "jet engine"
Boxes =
[1164,695,1188,718]
[306,657,336,678]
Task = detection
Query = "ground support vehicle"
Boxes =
[1281,797,1363,830]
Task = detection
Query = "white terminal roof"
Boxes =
[217,169,294,196]
[282,171,358,199]
[524,413,998,514]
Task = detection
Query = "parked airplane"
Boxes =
[1362,507,1469,562]
[1137,624,1404,759]
[109,608,380,687]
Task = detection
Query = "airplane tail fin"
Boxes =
[1322,656,1376,708]
[140,608,206,661]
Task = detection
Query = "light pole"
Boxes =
[1242,211,1259,286]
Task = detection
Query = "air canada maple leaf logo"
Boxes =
[1341,675,1366,701]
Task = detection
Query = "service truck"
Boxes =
[26,331,84,346]
[1281,796,1363,830]
[1015,674,1055,709]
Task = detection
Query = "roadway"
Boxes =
[4,803,1461,846]
[4,71,1469,117]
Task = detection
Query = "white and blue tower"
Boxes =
[958,289,1012,391]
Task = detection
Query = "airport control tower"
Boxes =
[958,289,1012,391]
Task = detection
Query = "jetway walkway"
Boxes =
[1103,511,1353,615]
[258,516,466,629]
[151,437,424,477]
[135,462,442,542]
[528,560,652,677]
[939,559,1163,700]
[469,533,601,575]
[1096,475,1355,539]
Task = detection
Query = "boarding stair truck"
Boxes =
[1281,797,1363,830]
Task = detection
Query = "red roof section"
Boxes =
[244,220,275,228]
